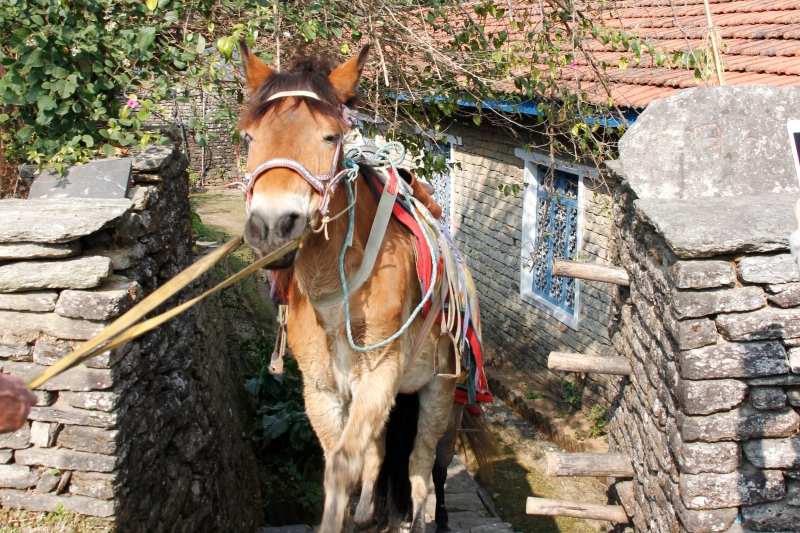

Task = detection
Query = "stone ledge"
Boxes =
[670,260,735,290]
[15,446,117,473]
[28,400,120,429]
[743,436,800,469]
[672,286,766,319]
[1,360,113,391]
[738,254,800,285]
[679,341,788,380]
[0,256,112,293]
[634,195,794,259]
[0,199,133,244]
[0,241,80,261]
[679,465,785,510]
[0,291,58,312]
[0,488,115,518]
[679,406,800,443]
[0,310,105,340]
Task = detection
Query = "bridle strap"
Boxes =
[242,90,349,215]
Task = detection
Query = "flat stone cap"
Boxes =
[620,85,800,199]
[131,144,179,173]
[0,199,133,244]
[634,194,795,258]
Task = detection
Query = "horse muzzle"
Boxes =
[244,206,306,268]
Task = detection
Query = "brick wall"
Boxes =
[446,122,622,410]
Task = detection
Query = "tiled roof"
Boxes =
[434,0,800,108]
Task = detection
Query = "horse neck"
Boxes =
[292,171,376,301]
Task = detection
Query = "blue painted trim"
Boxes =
[390,92,639,127]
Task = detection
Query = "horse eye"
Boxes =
[323,134,340,144]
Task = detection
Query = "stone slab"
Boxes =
[35,470,60,493]
[673,286,766,319]
[788,387,800,406]
[678,441,741,475]
[131,144,177,173]
[0,241,80,261]
[0,423,30,450]
[670,260,736,289]
[0,450,12,464]
[787,479,800,506]
[29,159,131,200]
[746,375,800,386]
[742,500,800,531]
[619,86,800,200]
[29,421,59,448]
[60,390,120,412]
[0,256,112,293]
[0,488,115,518]
[679,341,788,380]
[717,307,800,341]
[57,425,118,455]
[28,400,119,429]
[0,291,58,312]
[634,195,795,259]
[0,310,104,340]
[69,471,116,500]
[680,466,785,510]
[1,360,113,391]
[55,276,140,320]
[0,198,133,244]
[673,492,738,533]
[0,340,30,360]
[0,464,41,489]
[678,379,748,415]
[738,254,800,285]
[15,446,117,472]
[665,316,718,350]
[743,436,800,469]
[749,386,787,410]
[680,406,800,442]
[789,347,800,374]
[766,282,800,307]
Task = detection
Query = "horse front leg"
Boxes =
[353,435,386,532]
[406,376,456,533]
[319,359,401,533]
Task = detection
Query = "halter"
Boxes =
[240,90,351,216]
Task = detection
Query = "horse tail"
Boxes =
[458,405,497,481]
[374,393,419,524]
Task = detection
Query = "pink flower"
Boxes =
[127,98,138,109]
[571,61,578,70]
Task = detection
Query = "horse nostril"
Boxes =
[278,213,301,238]
[245,212,269,244]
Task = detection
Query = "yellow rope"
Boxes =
[26,237,299,390]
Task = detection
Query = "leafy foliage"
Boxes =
[241,337,324,513]
[587,405,608,439]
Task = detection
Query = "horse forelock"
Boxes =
[239,54,349,132]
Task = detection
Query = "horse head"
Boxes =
[238,41,370,268]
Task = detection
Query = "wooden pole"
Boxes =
[526,497,629,523]
[552,259,630,286]
[548,352,632,376]
[546,452,634,478]
[702,0,725,86]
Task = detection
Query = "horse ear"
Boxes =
[328,45,370,106]
[239,39,273,94]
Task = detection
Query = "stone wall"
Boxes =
[605,86,800,533]
[446,122,621,410]
[0,146,260,530]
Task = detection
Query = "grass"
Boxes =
[0,506,112,533]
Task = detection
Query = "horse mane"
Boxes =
[239,54,350,131]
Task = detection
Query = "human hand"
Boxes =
[0,374,37,433]
[794,198,800,230]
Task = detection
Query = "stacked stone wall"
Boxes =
[606,188,800,530]
[0,146,260,530]
[448,122,622,410]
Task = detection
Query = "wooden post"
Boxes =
[552,259,630,286]
[526,497,629,523]
[548,352,632,376]
[546,452,634,478]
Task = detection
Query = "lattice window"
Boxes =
[519,157,585,331]
[428,140,453,222]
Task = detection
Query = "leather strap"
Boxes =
[310,169,400,307]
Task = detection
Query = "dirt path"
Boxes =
[462,400,613,533]
[191,190,248,238]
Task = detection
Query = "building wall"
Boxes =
[446,122,622,410]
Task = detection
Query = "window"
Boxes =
[515,149,590,330]
[428,140,453,223]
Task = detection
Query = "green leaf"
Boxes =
[216,36,234,59]
[81,135,94,147]
[195,35,206,54]
[9,28,30,51]
[0,114,8,123]
[472,114,481,126]
[38,95,56,111]
[146,0,157,11]
[137,27,156,52]
[102,144,116,157]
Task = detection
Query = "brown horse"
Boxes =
[238,43,487,533]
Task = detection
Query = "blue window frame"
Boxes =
[530,167,580,314]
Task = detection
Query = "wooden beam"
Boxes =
[526,497,629,523]
[546,452,634,478]
[548,352,632,376]
[552,259,630,286]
